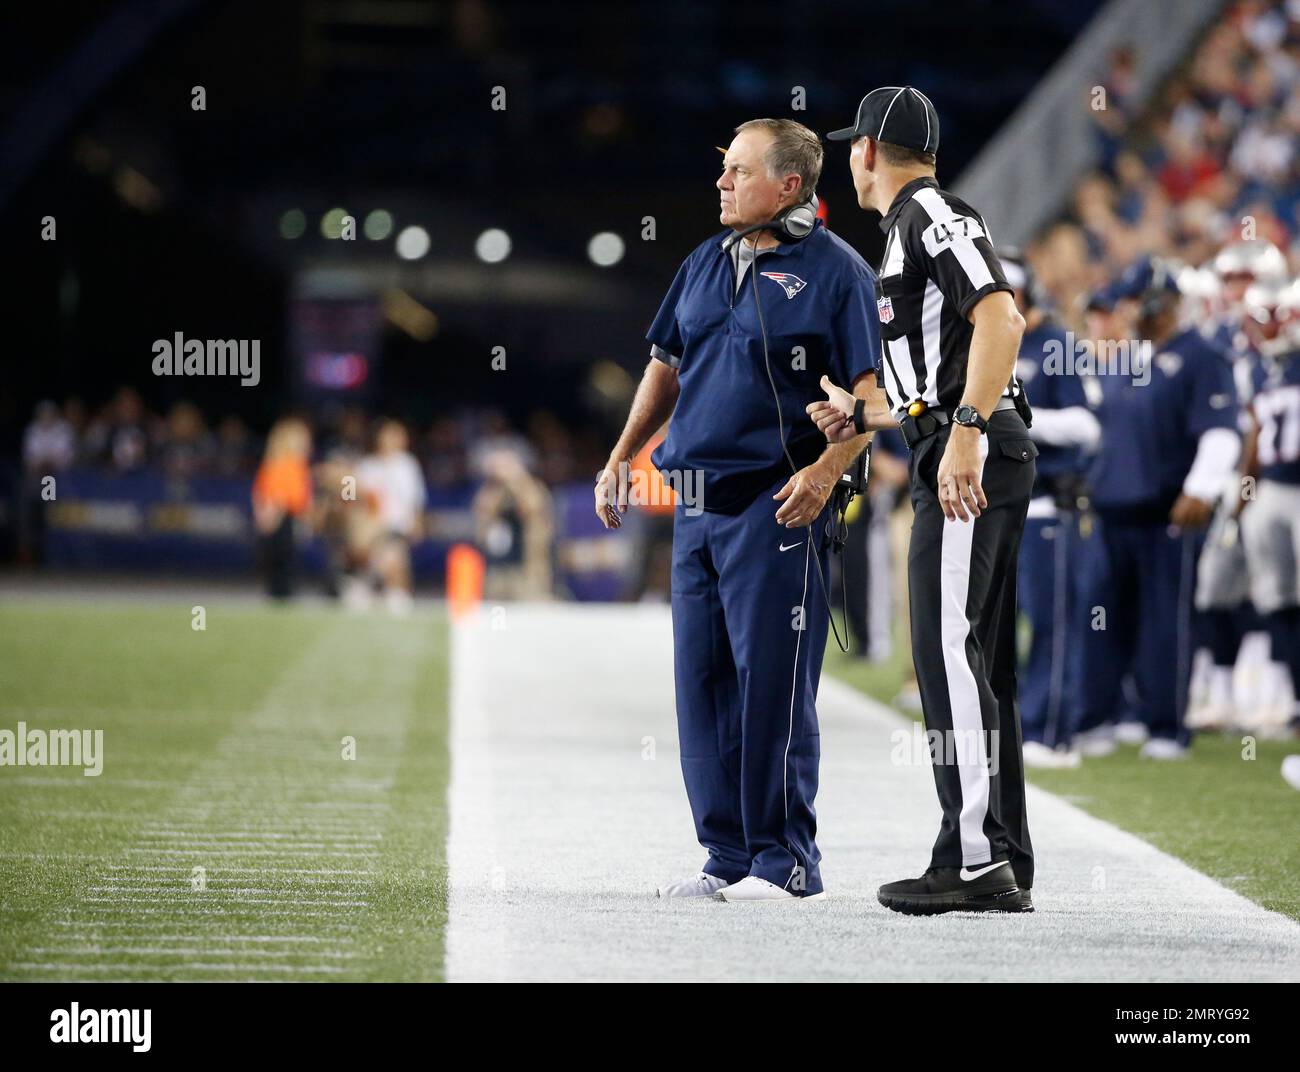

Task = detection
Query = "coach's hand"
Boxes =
[936,426,987,522]
[1169,493,1213,530]
[774,460,835,528]
[595,457,631,529]
[806,375,859,443]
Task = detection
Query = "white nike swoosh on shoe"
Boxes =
[778,541,803,552]
[959,862,1007,881]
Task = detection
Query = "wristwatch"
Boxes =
[952,404,988,433]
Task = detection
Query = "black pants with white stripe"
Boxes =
[906,410,1036,880]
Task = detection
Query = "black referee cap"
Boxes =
[826,86,939,154]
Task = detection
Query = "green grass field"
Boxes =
[0,600,450,981]
[2,595,1295,982]
[825,644,1300,921]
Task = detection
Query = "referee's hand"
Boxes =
[936,426,987,522]
[806,375,859,443]
[594,458,630,529]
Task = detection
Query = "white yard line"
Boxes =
[103,865,375,875]
[9,962,349,974]
[446,603,1300,982]
[43,929,342,941]
[3,621,417,981]
[28,947,361,958]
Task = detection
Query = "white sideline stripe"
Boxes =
[445,603,1300,982]
[938,434,993,865]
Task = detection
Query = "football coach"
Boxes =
[809,87,1036,914]
[595,118,880,902]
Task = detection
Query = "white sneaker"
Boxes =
[1185,700,1235,732]
[1114,721,1150,746]
[1238,699,1294,736]
[342,576,373,612]
[384,588,414,616]
[656,872,730,899]
[1022,740,1081,769]
[1282,755,1300,791]
[717,876,826,903]
[1075,724,1117,758]
[1140,738,1189,761]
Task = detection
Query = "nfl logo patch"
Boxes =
[877,296,894,324]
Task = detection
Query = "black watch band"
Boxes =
[853,398,867,435]
[953,404,988,433]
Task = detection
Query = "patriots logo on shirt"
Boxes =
[1156,352,1183,378]
[760,271,807,299]
[877,295,895,323]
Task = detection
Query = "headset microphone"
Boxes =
[722,194,819,252]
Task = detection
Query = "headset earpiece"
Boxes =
[776,195,818,243]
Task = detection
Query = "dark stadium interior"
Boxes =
[1,0,1097,536]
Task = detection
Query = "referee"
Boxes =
[810,87,1036,914]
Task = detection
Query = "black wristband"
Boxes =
[853,398,867,435]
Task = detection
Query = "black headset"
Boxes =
[722,194,820,252]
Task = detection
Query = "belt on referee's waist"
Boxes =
[898,397,1016,450]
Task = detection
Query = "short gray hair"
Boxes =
[734,118,823,202]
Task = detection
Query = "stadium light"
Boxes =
[364,210,394,241]
[279,209,306,239]
[321,207,349,239]
[396,225,431,260]
[587,231,624,267]
[475,228,512,263]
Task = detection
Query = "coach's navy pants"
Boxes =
[670,477,830,896]
[1017,509,1085,748]
[1074,513,1201,744]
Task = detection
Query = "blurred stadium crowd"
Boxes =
[17,393,591,607]
[10,0,1300,751]
[941,0,1300,757]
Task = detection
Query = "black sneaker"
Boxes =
[877,861,1029,915]
[1011,864,1033,911]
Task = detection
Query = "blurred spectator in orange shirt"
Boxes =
[253,417,313,599]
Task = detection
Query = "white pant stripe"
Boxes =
[938,436,992,865]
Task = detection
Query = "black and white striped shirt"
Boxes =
[874,176,1014,415]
